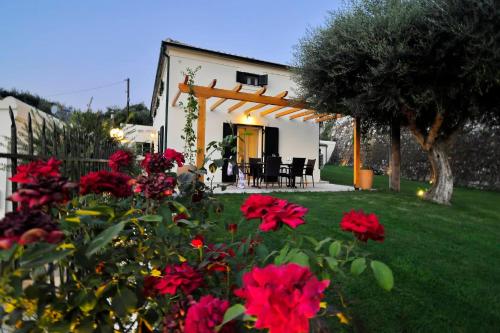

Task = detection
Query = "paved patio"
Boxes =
[213,181,354,194]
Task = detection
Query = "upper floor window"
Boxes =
[236,71,268,86]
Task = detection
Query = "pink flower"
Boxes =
[164,148,185,168]
[80,171,133,198]
[155,263,203,296]
[235,263,329,333]
[185,295,232,333]
[240,195,308,232]
[340,210,384,242]
[108,150,133,172]
[9,158,61,184]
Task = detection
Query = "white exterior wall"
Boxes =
[0,97,60,217]
[154,46,320,182]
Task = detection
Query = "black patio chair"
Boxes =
[248,158,262,187]
[279,158,306,188]
[303,159,316,187]
[260,156,281,188]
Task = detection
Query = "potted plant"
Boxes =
[178,67,200,176]
[359,166,374,190]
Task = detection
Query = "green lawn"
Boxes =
[214,165,500,333]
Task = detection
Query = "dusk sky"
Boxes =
[1,0,343,111]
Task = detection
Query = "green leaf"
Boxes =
[139,215,163,222]
[85,221,126,257]
[274,244,290,265]
[255,244,269,260]
[288,251,310,267]
[314,237,332,251]
[325,257,339,271]
[216,304,245,331]
[329,241,342,257]
[304,236,319,247]
[20,249,71,269]
[112,287,138,317]
[370,260,394,291]
[351,257,367,276]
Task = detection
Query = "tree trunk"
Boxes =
[424,141,453,204]
[389,119,401,192]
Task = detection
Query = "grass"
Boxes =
[214,165,500,333]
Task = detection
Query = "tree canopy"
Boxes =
[295,0,500,204]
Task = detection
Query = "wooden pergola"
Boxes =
[172,77,362,187]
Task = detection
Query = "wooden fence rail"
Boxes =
[4,106,118,211]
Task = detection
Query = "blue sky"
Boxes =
[1,0,342,111]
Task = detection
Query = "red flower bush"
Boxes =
[108,150,133,172]
[9,158,61,184]
[0,210,64,249]
[235,263,329,333]
[141,149,184,174]
[155,263,203,296]
[340,209,385,242]
[164,148,185,168]
[9,178,77,209]
[241,194,308,232]
[134,173,176,199]
[184,295,231,333]
[80,171,133,198]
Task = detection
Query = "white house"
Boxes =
[0,96,61,216]
[150,39,334,183]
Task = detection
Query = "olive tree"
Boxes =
[295,0,500,204]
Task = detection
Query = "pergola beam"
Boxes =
[275,108,302,118]
[243,91,288,115]
[260,105,285,116]
[290,110,315,120]
[315,114,341,123]
[210,83,242,111]
[228,87,267,113]
[178,83,306,108]
[303,113,324,121]
[171,75,189,107]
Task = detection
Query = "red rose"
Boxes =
[241,195,308,232]
[164,148,185,168]
[9,158,61,184]
[191,235,204,249]
[109,150,133,172]
[141,152,177,173]
[0,211,63,248]
[340,209,384,242]
[134,173,176,199]
[80,171,132,197]
[143,276,161,298]
[240,194,286,219]
[173,213,189,224]
[9,177,77,210]
[155,263,203,296]
[185,295,232,333]
[235,263,329,333]
[227,224,238,234]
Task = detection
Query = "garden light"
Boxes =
[417,189,426,198]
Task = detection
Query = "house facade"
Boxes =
[150,39,321,183]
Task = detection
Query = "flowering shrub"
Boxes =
[0,148,393,332]
[108,149,134,172]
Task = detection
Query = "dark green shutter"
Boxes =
[264,127,279,158]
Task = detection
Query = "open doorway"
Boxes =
[237,126,262,164]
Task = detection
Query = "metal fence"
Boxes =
[1,107,117,211]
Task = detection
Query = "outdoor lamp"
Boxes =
[110,127,124,141]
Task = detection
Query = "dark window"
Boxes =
[159,80,165,95]
[236,71,268,86]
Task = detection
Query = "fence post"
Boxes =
[42,119,47,157]
[8,107,18,211]
[28,112,34,156]
[53,121,58,157]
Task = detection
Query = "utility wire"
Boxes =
[47,79,126,97]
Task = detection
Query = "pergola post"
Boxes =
[353,117,361,188]
[196,97,206,170]
[389,118,401,191]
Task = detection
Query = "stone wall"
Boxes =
[328,119,500,190]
